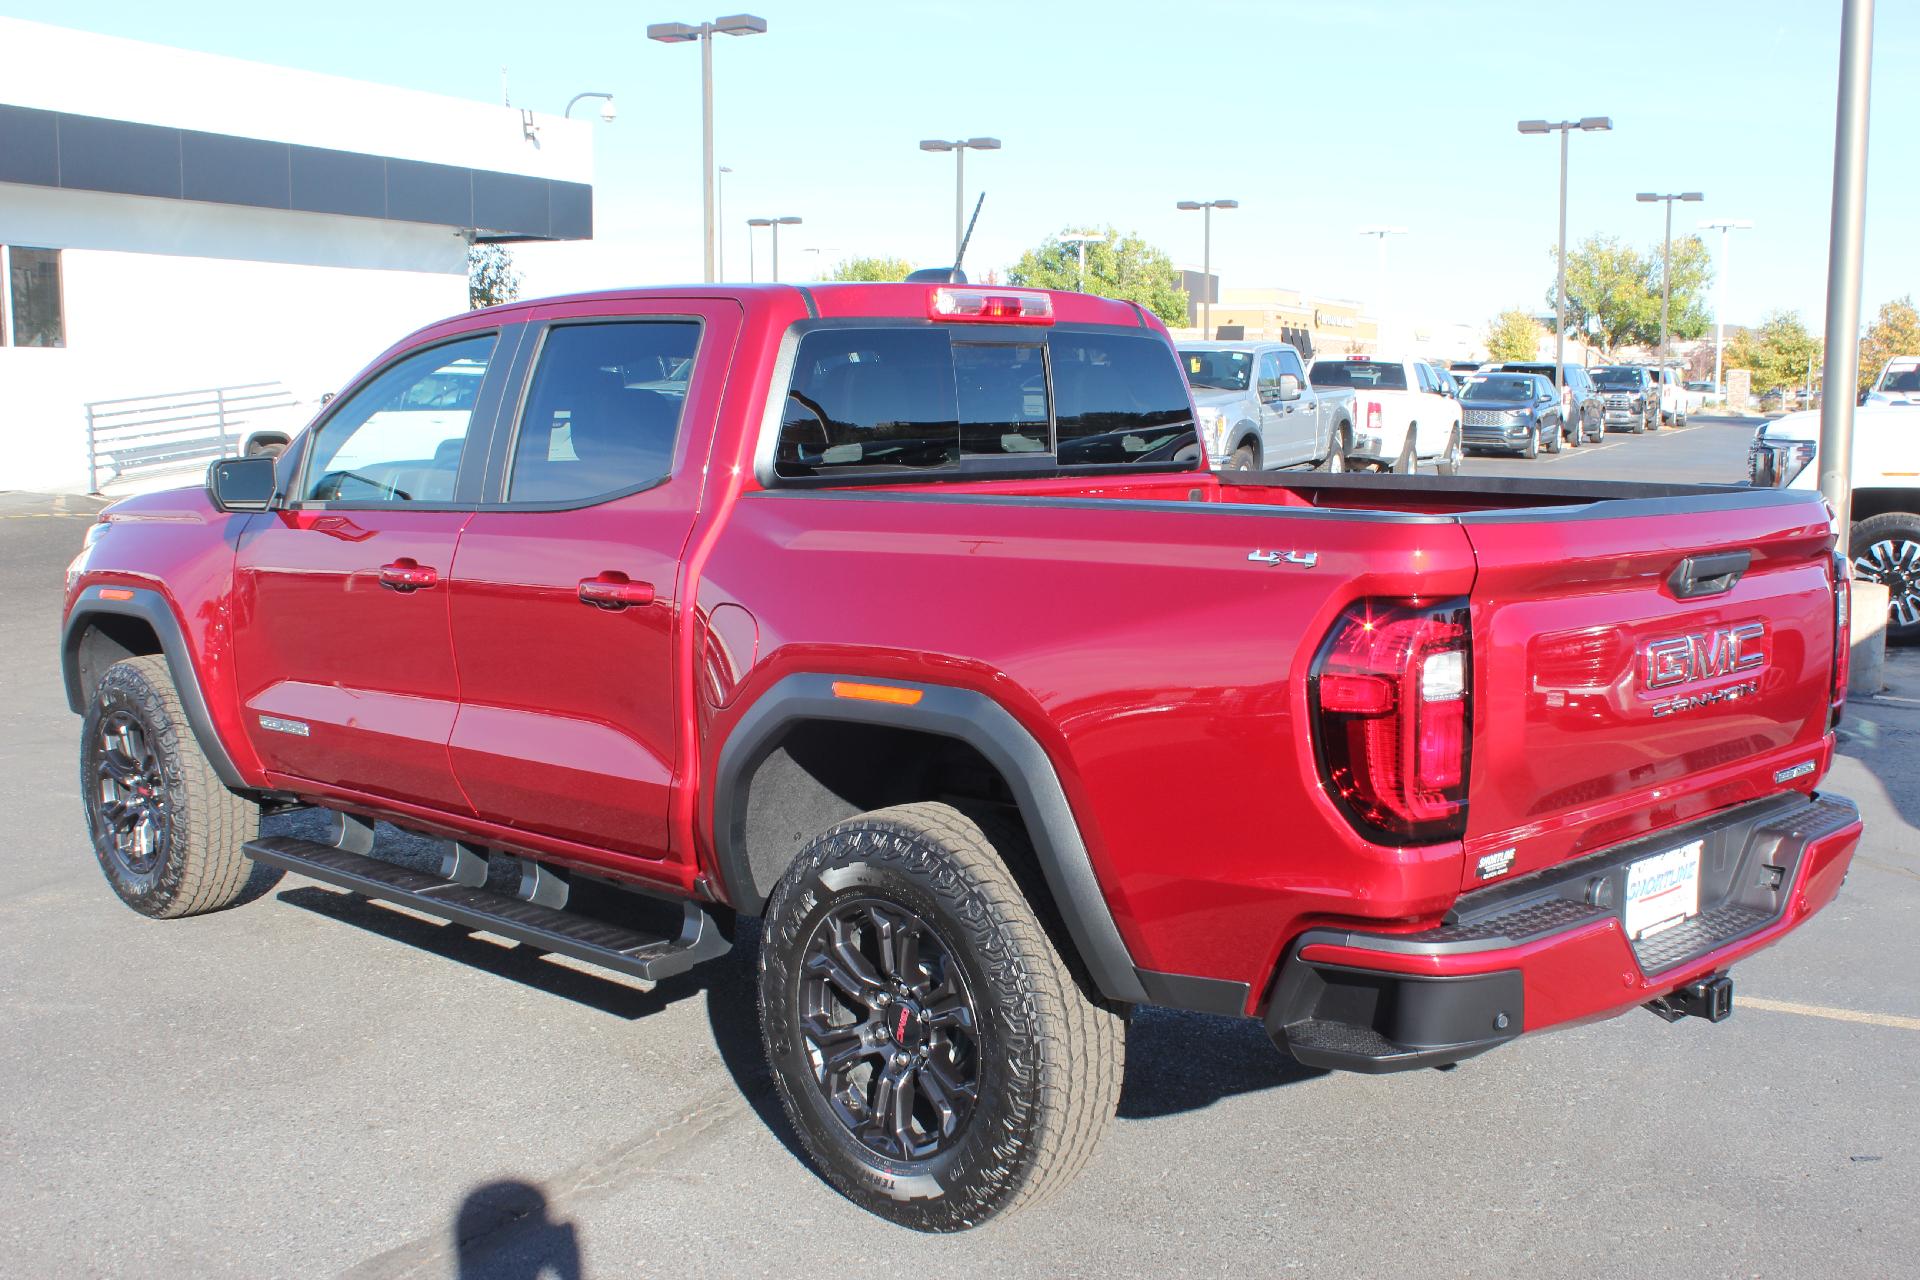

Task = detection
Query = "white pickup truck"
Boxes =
[1306,355,1464,475]
[1750,404,1920,636]
[1863,356,1920,408]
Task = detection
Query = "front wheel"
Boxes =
[1851,513,1920,642]
[80,655,262,918]
[1545,420,1563,454]
[1229,443,1258,472]
[1522,424,1540,460]
[758,802,1126,1232]
[1434,426,1463,477]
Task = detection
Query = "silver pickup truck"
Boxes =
[1178,341,1356,472]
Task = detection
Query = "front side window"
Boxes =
[778,326,1194,477]
[301,334,497,504]
[507,321,699,502]
[1256,352,1284,398]
[4,246,64,348]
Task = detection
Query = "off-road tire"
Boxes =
[758,802,1126,1232]
[80,655,260,918]
[1229,443,1258,472]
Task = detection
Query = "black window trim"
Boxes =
[753,316,1201,489]
[480,313,709,513]
[283,326,518,513]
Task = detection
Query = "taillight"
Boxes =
[1367,401,1383,432]
[1831,552,1851,727]
[929,287,1054,324]
[1310,597,1472,844]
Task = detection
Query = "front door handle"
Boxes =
[578,575,656,610]
[378,558,438,592]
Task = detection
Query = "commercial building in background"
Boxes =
[0,18,594,493]
[1171,286,1381,357]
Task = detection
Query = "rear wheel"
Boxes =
[80,656,261,918]
[1434,427,1463,477]
[1851,513,1920,642]
[758,802,1126,1232]
[1317,427,1350,474]
[1391,430,1418,475]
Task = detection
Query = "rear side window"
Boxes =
[507,321,699,503]
[776,326,1194,477]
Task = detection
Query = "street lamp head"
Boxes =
[1175,201,1202,210]
[1213,199,1240,209]
[746,217,772,227]
[964,137,1002,151]
[1359,225,1408,236]
[1578,116,1613,131]
[919,139,957,153]
[1681,192,1705,202]
[1636,192,1659,202]
[1517,119,1551,134]
[713,13,768,35]
[718,165,733,175]
[646,21,701,42]
[775,216,802,225]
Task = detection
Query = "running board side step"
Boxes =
[243,836,733,983]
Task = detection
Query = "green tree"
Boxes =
[827,255,915,283]
[1858,296,1920,392]
[1486,309,1544,362]
[467,243,520,310]
[1007,227,1188,325]
[1551,233,1712,355]
[1726,310,1822,393]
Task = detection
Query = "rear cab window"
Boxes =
[773,326,1195,478]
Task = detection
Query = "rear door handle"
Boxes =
[378,559,439,591]
[578,575,656,610]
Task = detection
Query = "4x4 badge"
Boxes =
[1248,549,1317,568]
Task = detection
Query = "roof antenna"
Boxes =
[905,192,985,284]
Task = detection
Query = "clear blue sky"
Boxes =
[8,0,1915,335]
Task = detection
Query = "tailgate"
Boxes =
[1459,493,1838,886]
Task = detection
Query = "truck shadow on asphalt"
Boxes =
[278,888,1327,1149]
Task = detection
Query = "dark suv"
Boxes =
[1495,363,1602,445]
[1588,365,1659,433]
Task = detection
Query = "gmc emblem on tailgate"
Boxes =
[1641,622,1767,715]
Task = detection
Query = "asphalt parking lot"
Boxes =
[4,423,1916,1278]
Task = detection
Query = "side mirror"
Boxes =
[207,456,279,512]
[1858,390,1870,407]
[1278,373,1301,402]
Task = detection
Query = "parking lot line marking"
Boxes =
[1741,996,1920,1031]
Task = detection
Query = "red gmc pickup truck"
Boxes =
[62,282,1862,1231]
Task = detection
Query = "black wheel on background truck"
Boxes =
[757,802,1126,1232]
[1229,443,1258,472]
[80,655,261,918]
[1317,425,1350,474]
[1851,511,1920,642]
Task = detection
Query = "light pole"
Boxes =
[1699,218,1753,395]
[1818,0,1875,542]
[1519,117,1611,406]
[716,166,732,280]
[918,137,1000,261]
[564,92,617,122]
[1357,226,1407,348]
[648,14,768,283]
[1059,233,1102,293]
[1176,199,1238,338]
[747,216,801,282]
[1637,191,1704,365]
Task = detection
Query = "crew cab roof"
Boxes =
[466,282,1153,329]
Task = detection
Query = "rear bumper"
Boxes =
[1265,792,1861,1073]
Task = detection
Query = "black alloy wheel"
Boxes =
[90,710,172,878]
[1852,513,1920,641]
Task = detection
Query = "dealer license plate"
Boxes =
[1624,840,1703,940]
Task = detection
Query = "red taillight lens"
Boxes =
[1832,552,1851,726]
[1310,598,1472,843]
[1367,401,1383,432]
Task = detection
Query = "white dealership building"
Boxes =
[0,19,595,493]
